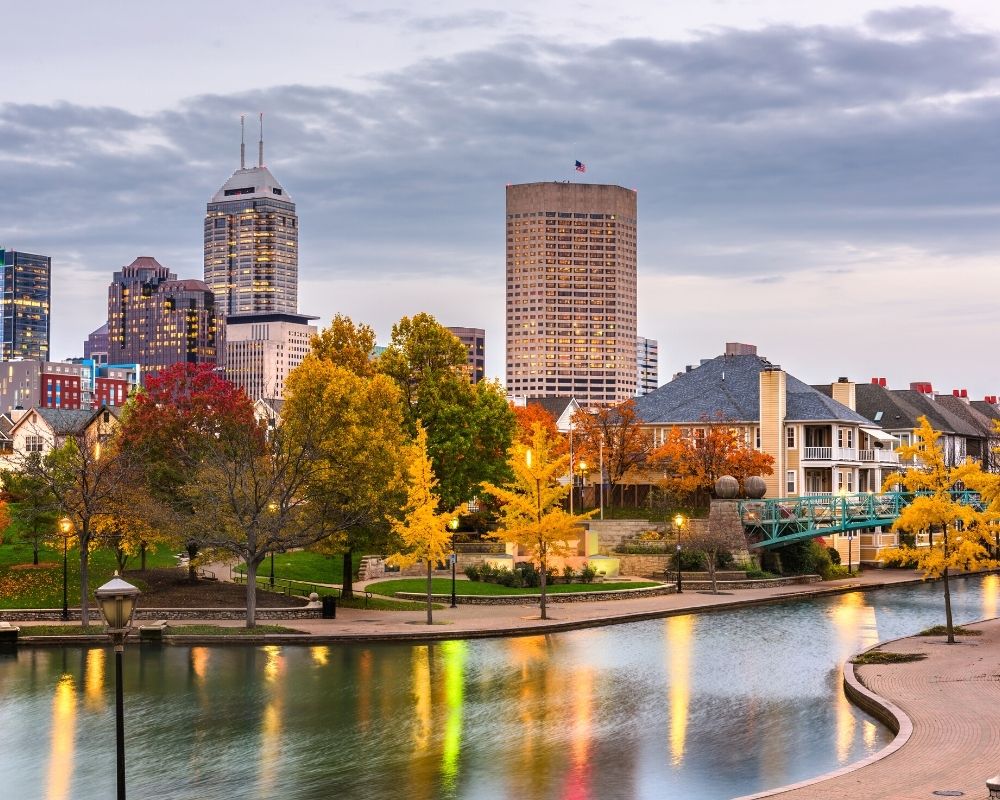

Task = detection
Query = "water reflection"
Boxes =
[2,574,998,800]
[45,674,75,800]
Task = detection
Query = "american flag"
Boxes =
[575,160,587,173]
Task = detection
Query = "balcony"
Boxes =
[802,447,858,461]
[859,449,900,464]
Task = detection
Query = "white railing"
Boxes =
[836,447,857,461]
[875,450,899,464]
[803,491,832,496]
[803,447,832,460]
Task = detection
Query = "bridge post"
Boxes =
[708,499,753,565]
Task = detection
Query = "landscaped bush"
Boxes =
[744,568,778,579]
[770,540,833,576]
[562,565,576,583]
[826,547,842,565]
[464,563,481,581]
[579,563,597,584]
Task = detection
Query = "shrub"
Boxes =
[826,547,841,565]
[514,561,540,588]
[562,565,577,583]
[495,567,518,587]
[579,563,597,584]
[745,568,778,579]
[772,540,833,576]
[464,564,481,582]
[671,549,709,572]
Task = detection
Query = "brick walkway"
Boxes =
[746,618,1000,800]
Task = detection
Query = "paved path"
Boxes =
[751,617,1000,800]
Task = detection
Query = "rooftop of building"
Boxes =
[160,278,212,293]
[226,312,319,326]
[210,165,292,204]
[635,350,870,425]
[846,382,984,438]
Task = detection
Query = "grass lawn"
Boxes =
[165,624,304,635]
[369,578,661,597]
[0,540,178,609]
[234,550,362,586]
[16,625,106,636]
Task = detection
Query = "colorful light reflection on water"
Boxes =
[0,574,996,800]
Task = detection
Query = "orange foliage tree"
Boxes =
[571,399,657,502]
[652,426,774,502]
[512,403,564,449]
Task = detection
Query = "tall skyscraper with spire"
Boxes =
[204,114,298,316]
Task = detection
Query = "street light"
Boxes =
[59,517,72,620]
[673,514,686,594]
[94,573,141,800]
[449,517,459,608]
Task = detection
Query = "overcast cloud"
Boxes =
[2,4,1000,395]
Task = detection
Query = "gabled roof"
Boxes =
[934,395,994,436]
[10,406,120,437]
[970,400,1000,424]
[526,396,578,420]
[853,383,984,438]
[635,354,868,425]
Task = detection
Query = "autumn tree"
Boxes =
[2,467,56,564]
[388,426,461,624]
[882,416,999,643]
[379,312,515,509]
[481,424,595,620]
[118,363,257,578]
[653,426,775,505]
[283,352,408,599]
[572,399,657,504]
[17,415,137,625]
[92,487,164,573]
[513,403,561,446]
[310,313,378,378]
[178,420,351,627]
[681,523,732,594]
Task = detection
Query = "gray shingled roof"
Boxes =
[526,396,577,420]
[970,400,1000,423]
[852,383,986,438]
[634,354,869,424]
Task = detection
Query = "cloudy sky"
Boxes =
[4,1,1000,397]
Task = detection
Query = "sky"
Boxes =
[3,1,1000,397]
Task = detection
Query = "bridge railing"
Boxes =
[737,490,984,548]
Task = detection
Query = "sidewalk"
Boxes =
[747,616,1000,799]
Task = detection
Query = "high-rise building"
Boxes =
[0,248,50,361]
[636,336,658,396]
[108,256,219,373]
[446,326,486,384]
[83,322,109,365]
[505,182,637,404]
[204,116,298,317]
[224,312,317,402]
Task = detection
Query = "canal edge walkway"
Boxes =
[736,614,1000,800]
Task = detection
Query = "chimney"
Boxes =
[831,377,856,411]
[961,389,968,399]
[910,382,933,395]
[871,377,879,384]
[880,377,887,387]
[725,342,757,356]
[953,389,960,397]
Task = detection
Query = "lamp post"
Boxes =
[598,438,604,520]
[673,514,686,594]
[95,574,141,800]
[449,517,459,608]
[59,517,72,621]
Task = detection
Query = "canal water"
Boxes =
[2,574,997,800]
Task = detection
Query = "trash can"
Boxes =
[322,595,337,619]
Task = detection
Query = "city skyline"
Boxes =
[4,3,1000,395]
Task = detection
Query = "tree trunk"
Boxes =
[943,524,955,644]
[79,532,90,626]
[425,560,433,625]
[539,548,548,620]
[341,548,354,600]
[707,550,718,595]
[32,528,39,566]
[245,559,258,629]
[140,542,147,572]
[187,542,198,582]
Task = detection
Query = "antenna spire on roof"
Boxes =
[258,112,264,167]
[240,114,246,170]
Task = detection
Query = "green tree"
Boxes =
[2,466,56,565]
[482,424,595,620]
[379,312,515,509]
[882,416,998,643]
[283,353,408,599]
[388,426,461,624]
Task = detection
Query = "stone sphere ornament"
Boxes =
[714,475,739,499]
[744,476,767,499]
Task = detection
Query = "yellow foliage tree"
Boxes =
[388,425,462,624]
[481,424,595,620]
[881,416,999,642]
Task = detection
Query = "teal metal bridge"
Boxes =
[737,491,985,549]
